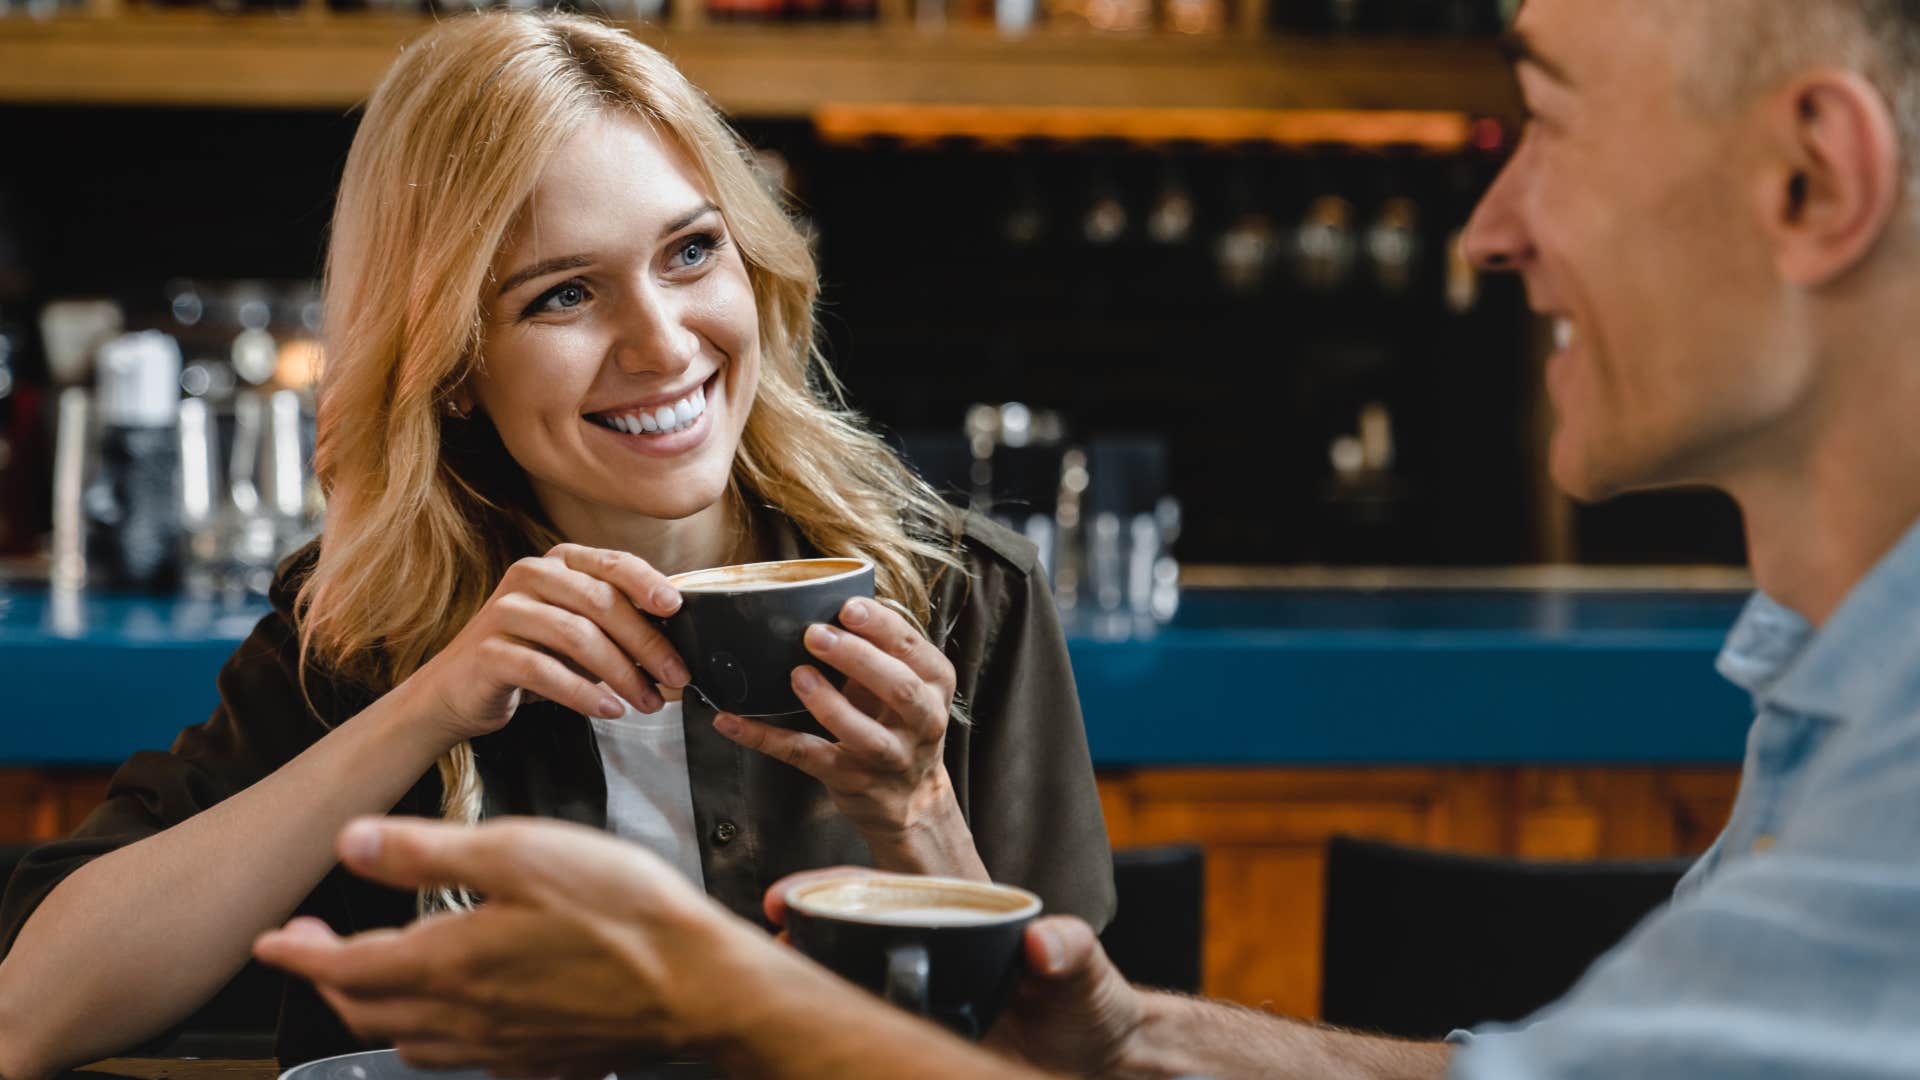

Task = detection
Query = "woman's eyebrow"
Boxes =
[494,204,719,298]
[661,202,720,239]
[495,254,594,298]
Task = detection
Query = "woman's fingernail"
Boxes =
[653,587,681,614]
[807,624,839,649]
[340,821,382,865]
[598,694,625,719]
[666,661,691,688]
[793,667,822,692]
[842,598,872,625]
[1032,924,1065,974]
[714,713,742,736]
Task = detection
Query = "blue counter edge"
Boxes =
[0,591,1756,769]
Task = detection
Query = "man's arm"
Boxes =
[703,942,1053,1080]
[258,824,1447,1080]
[980,910,1449,1080]
[1118,991,1449,1080]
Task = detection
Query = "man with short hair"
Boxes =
[255,1,1920,1076]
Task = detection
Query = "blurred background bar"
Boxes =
[0,0,1754,1024]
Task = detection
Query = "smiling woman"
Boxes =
[0,13,1113,1078]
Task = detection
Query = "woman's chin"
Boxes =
[619,471,737,523]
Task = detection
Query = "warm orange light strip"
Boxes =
[812,104,1476,151]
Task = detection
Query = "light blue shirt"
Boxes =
[1451,518,1920,1079]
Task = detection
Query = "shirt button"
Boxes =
[1753,834,1777,852]
[714,821,739,845]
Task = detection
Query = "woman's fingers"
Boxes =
[483,634,626,721]
[493,593,658,714]
[519,555,690,693]
[549,543,683,619]
[802,617,949,737]
[789,666,904,766]
[836,597,957,694]
[712,713,840,781]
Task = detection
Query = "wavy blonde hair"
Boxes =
[298,11,964,904]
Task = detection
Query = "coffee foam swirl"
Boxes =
[791,877,1041,927]
[670,558,868,593]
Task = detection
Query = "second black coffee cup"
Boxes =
[784,874,1042,1040]
[657,556,875,719]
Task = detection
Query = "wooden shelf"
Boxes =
[0,12,1520,117]
[813,103,1485,150]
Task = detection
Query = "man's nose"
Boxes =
[1461,152,1534,274]
[611,292,700,376]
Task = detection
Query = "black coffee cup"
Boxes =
[657,557,875,719]
[784,875,1042,1040]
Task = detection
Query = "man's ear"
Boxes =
[1756,69,1903,286]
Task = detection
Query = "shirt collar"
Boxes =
[1731,515,1920,722]
[1715,591,1814,699]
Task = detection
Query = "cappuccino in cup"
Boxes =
[784,875,1041,1040]
[655,557,875,719]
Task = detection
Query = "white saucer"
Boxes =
[278,1047,719,1080]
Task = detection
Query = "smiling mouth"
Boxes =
[585,373,717,437]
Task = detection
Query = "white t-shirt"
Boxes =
[589,697,706,889]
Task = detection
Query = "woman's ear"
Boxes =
[445,384,477,420]
[1757,69,1903,286]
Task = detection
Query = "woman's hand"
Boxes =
[405,543,689,744]
[713,597,986,879]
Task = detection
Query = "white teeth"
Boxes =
[1554,318,1575,352]
[593,379,711,437]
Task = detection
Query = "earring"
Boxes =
[444,399,468,419]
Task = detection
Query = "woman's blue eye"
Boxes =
[523,281,588,319]
[673,235,716,268]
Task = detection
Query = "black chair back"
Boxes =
[1100,845,1205,994]
[1320,835,1691,1039]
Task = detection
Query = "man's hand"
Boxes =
[253,816,767,1077]
[988,915,1147,1076]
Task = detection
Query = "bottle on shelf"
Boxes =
[84,331,185,592]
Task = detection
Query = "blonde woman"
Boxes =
[0,12,1112,1075]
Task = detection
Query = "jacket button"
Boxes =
[714,821,739,845]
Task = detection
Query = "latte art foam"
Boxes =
[810,903,1012,927]
[791,876,1042,928]
[671,558,867,593]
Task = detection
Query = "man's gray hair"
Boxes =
[1699,2,1920,200]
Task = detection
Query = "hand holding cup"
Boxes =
[708,592,970,866]
[405,543,690,744]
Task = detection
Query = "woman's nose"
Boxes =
[611,297,701,376]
